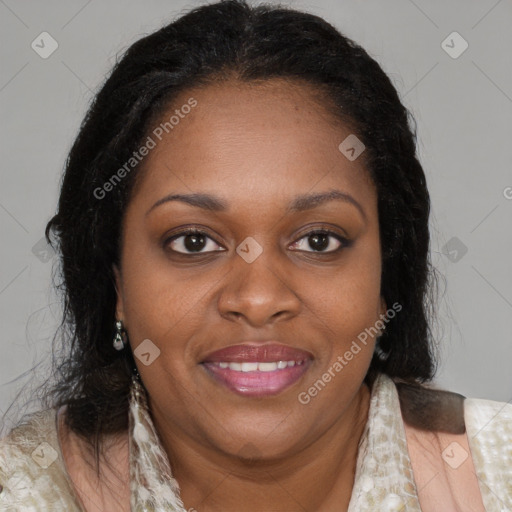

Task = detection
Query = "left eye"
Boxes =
[290,230,348,253]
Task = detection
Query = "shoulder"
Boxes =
[463,396,512,457]
[394,379,512,509]
[0,407,83,511]
[0,408,58,472]
[464,396,512,508]
[464,395,512,429]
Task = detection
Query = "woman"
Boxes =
[0,0,510,510]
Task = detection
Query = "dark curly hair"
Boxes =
[30,0,440,470]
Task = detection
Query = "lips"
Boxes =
[201,343,314,363]
[200,342,314,397]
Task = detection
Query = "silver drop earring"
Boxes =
[113,320,127,351]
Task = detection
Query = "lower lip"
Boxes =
[201,360,312,397]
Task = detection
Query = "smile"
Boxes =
[201,358,312,397]
[209,360,306,372]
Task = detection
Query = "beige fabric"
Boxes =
[0,408,84,511]
[0,372,510,511]
[465,397,512,511]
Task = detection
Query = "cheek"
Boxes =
[312,245,381,362]
[317,246,381,322]
[120,252,198,393]
[118,237,193,345]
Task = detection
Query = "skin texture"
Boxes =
[113,78,387,512]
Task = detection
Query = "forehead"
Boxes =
[128,78,377,217]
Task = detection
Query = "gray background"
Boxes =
[1,0,511,431]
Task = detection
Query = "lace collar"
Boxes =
[128,372,421,511]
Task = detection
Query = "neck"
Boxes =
[151,383,371,512]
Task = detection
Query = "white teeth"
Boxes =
[212,360,306,372]
[241,362,259,372]
[258,362,278,372]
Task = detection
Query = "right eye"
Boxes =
[164,228,226,255]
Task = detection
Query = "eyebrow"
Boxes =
[146,189,367,221]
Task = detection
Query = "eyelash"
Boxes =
[163,226,351,256]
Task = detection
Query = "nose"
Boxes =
[218,250,302,327]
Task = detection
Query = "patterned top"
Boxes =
[0,372,511,511]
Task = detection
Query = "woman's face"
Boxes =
[114,78,386,459]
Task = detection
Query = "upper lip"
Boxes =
[201,342,314,363]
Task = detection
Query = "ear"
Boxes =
[113,264,125,320]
